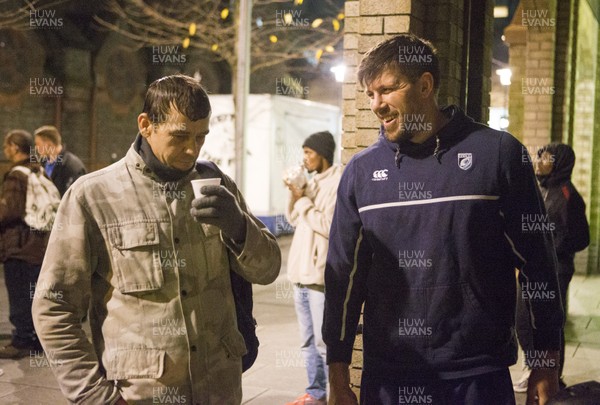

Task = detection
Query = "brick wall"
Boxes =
[505,0,600,274]
[518,0,557,152]
[424,0,464,107]
[571,0,599,273]
[505,15,527,141]
[552,0,575,144]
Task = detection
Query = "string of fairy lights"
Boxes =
[180,0,344,62]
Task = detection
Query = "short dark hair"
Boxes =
[34,125,62,145]
[142,74,211,124]
[6,129,34,154]
[357,34,440,91]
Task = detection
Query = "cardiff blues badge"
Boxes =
[458,153,473,170]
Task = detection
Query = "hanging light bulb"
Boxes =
[337,13,345,20]
[270,35,278,43]
[284,13,293,25]
[211,44,219,52]
[182,37,190,49]
[189,23,197,36]
[294,0,303,5]
[311,18,323,28]
[315,49,323,60]
[221,8,229,20]
[332,19,340,31]
[325,45,335,53]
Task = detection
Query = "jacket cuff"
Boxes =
[293,196,313,215]
[221,213,280,285]
[326,341,354,365]
[220,213,253,257]
[525,330,561,369]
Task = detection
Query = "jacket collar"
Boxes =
[312,164,340,183]
[130,134,195,183]
[377,105,474,167]
[126,135,196,184]
[10,158,41,171]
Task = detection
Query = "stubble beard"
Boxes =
[384,127,415,144]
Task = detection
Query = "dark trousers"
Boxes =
[516,257,573,378]
[360,369,516,405]
[3,259,41,347]
[557,271,573,377]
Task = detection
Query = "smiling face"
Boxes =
[365,69,431,144]
[138,105,210,171]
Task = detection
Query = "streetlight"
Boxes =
[496,68,512,130]
[330,64,346,83]
[496,68,512,86]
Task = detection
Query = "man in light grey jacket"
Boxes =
[32,74,281,405]
[284,131,342,405]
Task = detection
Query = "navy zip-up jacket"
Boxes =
[323,106,563,380]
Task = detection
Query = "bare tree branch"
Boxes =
[0,0,70,30]
[93,0,344,74]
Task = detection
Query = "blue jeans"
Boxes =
[3,259,41,347]
[293,285,327,400]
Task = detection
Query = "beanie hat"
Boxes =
[302,131,335,165]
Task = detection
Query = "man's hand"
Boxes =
[329,362,358,405]
[527,351,560,405]
[190,185,246,243]
[284,180,305,206]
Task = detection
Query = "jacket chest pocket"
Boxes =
[108,222,164,293]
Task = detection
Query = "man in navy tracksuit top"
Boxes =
[323,34,563,405]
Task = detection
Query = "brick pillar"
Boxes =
[424,0,493,122]
[504,9,527,142]
[505,0,557,152]
[552,0,576,144]
[342,0,426,165]
[423,0,463,106]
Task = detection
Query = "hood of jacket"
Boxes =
[378,105,476,168]
[536,143,575,187]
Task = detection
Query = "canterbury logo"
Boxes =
[372,169,389,181]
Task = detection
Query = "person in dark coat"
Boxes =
[34,125,87,196]
[515,142,590,391]
[0,129,49,358]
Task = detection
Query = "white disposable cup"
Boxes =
[191,178,221,198]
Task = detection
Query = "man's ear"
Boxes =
[418,72,435,99]
[137,113,152,138]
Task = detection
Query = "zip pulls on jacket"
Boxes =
[433,136,441,162]
[395,135,445,168]
[395,146,403,168]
